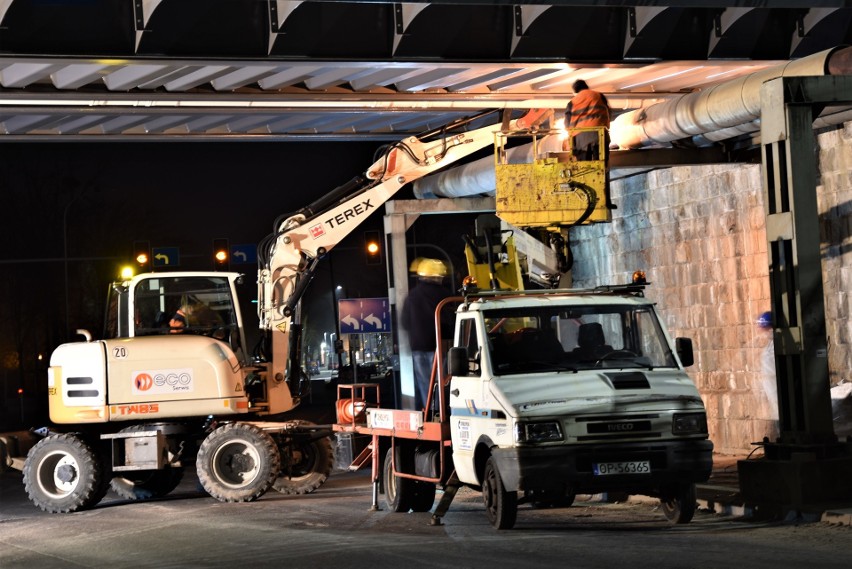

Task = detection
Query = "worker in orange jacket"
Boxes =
[565,79,615,209]
[564,79,611,161]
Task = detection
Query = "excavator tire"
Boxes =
[272,420,332,495]
[23,433,109,513]
[109,424,185,501]
[196,423,280,502]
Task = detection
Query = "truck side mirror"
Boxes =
[448,347,470,376]
[676,337,694,367]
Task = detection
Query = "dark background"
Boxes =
[0,140,477,429]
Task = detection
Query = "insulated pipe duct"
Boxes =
[611,45,852,149]
[414,135,563,199]
[414,45,852,199]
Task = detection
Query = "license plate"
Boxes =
[593,460,651,476]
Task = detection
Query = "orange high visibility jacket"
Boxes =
[566,89,610,128]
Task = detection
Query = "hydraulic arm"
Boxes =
[256,109,545,383]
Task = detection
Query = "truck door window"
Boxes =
[457,317,481,375]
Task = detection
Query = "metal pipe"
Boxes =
[414,45,852,199]
[611,45,852,149]
[414,134,562,199]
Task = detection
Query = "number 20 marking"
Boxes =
[113,346,127,359]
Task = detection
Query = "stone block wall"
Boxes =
[817,123,852,389]
[570,124,852,454]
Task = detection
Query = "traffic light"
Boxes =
[133,240,151,271]
[364,230,382,265]
[213,238,230,270]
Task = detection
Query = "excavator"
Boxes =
[11,107,611,513]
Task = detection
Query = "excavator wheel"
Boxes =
[196,423,280,502]
[271,421,333,495]
[23,433,110,513]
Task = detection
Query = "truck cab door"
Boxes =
[448,316,490,484]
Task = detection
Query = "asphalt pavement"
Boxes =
[692,453,852,525]
[4,375,852,528]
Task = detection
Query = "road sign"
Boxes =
[338,297,391,334]
[152,247,180,267]
[231,244,257,265]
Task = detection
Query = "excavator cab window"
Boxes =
[129,276,240,350]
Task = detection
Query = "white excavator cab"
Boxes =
[103,271,249,362]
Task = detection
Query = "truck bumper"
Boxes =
[490,439,713,496]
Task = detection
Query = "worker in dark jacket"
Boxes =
[401,258,453,411]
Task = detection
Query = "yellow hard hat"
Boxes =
[417,258,448,278]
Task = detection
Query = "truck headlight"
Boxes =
[515,421,563,443]
[672,413,708,435]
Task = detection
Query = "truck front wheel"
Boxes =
[482,457,517,529]
[23,434,109,513]
[196,423,280,502]
[661,483,697,524]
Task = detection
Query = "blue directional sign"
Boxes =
[152,247,180,267]
[338,297,391,334]
[230,243,257,265]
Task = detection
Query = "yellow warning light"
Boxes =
[364,230,381,265]
[120,266,135,280]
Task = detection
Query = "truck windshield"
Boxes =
[483,303,677,375]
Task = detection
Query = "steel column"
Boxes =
[760,76,837,445]
[739,75,852,513]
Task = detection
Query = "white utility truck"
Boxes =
[336,277,713,529]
